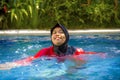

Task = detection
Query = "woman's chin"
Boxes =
[54,43,62,46]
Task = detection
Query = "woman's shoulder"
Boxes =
[70,46,85,55]
[66,46,84,55]
[34,46,53,58]
[37,46,53,52]
[68,46,84,51]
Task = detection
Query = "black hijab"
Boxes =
[51,23,69,56]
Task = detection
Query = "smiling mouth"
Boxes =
[55,37,61,40]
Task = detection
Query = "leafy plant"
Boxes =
[0,0,120,29]
[85,1,114,24]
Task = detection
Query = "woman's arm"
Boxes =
[0,48,48,70]
[75,48,96,54]
[0,62,21,70]
[0,56,35,70]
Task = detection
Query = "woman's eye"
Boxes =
[59,31,64,33]
[52,31,64,34]
[52,32,56,34]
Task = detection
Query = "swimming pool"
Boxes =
[0,32,120,80]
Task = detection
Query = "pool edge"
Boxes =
[0,29,120,35]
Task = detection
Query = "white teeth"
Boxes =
[56,38,60,39]
[55,37,60,40]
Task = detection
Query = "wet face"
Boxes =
[51,27,66,46]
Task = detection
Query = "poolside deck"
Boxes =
[0,29,120,35]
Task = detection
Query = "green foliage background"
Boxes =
[0,0,120,29]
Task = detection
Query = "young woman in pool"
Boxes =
[0,23,96,70]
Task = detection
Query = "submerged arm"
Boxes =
[0,48,47,70]
[75,48,96,54]
[0,56,35,70]
[0,62,23,70]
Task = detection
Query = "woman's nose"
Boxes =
[56,32,60,35]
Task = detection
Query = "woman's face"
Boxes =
[51,27,66,46]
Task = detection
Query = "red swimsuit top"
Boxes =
[15,46,95,65]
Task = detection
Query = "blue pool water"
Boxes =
[0,33,120,80]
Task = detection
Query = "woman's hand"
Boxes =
[0,62,21,70]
